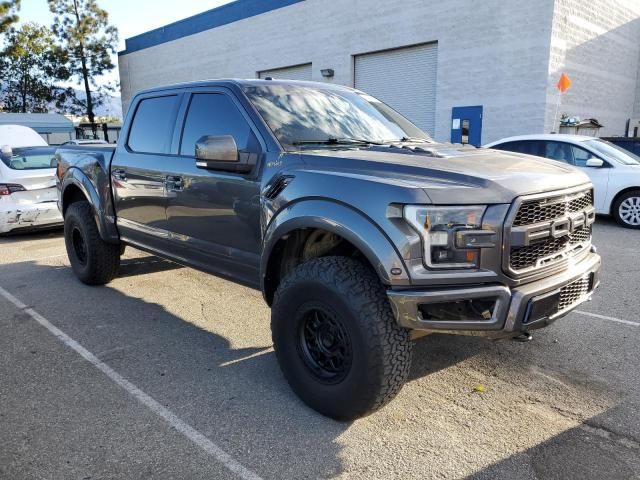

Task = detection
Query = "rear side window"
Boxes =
[128,95,178,154]
[493,140,544,157]
[1,147,57,170]
[491,141,517,152]
[180,93,259,156]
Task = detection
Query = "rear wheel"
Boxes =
[64,201,121,285]
[271,256,413,421]
[613,190,640,229]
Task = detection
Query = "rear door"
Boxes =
[111,93,182,250]
[163,89,264,286]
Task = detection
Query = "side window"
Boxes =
[544,141,574,164]
[493,140,546,157]
[518,140,545,157]
[180,93,259,156]
[128,95,178,154]
[491,141,519,152]
[569,145,594,167]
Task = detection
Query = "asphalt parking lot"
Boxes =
[1,217,639,480]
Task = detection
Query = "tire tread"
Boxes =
[272,256,412,419]
[64,201,120,285]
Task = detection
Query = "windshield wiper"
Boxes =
[292,137,385,146]
[396,136,432,143]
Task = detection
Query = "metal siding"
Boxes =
[355,43,438,135]
[258,63,313,81]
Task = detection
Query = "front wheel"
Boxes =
[64,201,121,285]
[613,190,640,229]
[271,256,413,421]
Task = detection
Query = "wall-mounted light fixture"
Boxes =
[321,68,335,78]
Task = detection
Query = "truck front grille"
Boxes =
[505,187,595,277]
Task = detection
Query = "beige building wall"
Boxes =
[545,0,640,136]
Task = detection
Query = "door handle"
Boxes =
[112,169,127,181]
[165,175,184,192]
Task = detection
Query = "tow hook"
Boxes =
[513,332,533,342]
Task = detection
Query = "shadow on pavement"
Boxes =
[0,259,347,479]
[117,255,184,278]
[0,228,63,242]
[469,404,640,480]
[1,256,635,479]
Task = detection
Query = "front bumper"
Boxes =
[0,202,63,234]
[387,249,601,338]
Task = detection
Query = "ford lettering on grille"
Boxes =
[511,205,595,247]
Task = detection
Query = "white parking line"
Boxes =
[575,310,640,327]
[0,286,263,480]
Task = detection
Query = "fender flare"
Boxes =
[61,168,119,243]
[261,199,410,302]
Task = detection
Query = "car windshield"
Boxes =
[243,84,431,150]
[583,139,640,165]
[0,147,57,170]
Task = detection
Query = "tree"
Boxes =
[0,0,20,35]
[0,23,71,113]
[48,0,118,131]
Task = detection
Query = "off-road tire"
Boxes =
[271,256,413,421]
[612,190,640,229]
[64,201,121,285]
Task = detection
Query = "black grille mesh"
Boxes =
[510,237,569,271]
[558,275,591,312]
[513,191,593,227]
[569,226,592,244]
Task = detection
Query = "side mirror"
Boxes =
[585,158,604,168]
[195,135,256,173]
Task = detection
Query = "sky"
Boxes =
[18,0,235,91]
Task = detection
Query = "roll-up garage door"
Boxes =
[355,43,437,135]
[258,63,312,81]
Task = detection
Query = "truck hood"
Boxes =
[299,144,591,204]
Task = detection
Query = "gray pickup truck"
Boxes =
[56,79,601,420]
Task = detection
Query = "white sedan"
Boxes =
[484,134,640,228]
[0,126,63,234]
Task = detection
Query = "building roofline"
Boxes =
[119,0,305,56]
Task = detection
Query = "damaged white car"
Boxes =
[0,125,63,234]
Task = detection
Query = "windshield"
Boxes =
[0,147,57,170]
[584,139,640,165]
[243,84,431,150]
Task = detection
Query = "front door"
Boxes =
[164,91,263,287]
[545,141,611,211]
[451,106,483,147]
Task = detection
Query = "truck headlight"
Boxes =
[404,205,494,269]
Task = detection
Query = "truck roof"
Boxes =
[134,79,356,97]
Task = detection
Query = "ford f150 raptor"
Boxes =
[56,80,601,420]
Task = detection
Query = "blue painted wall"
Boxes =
[120,0,306,56]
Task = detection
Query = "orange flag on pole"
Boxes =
[557,73,571,93]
